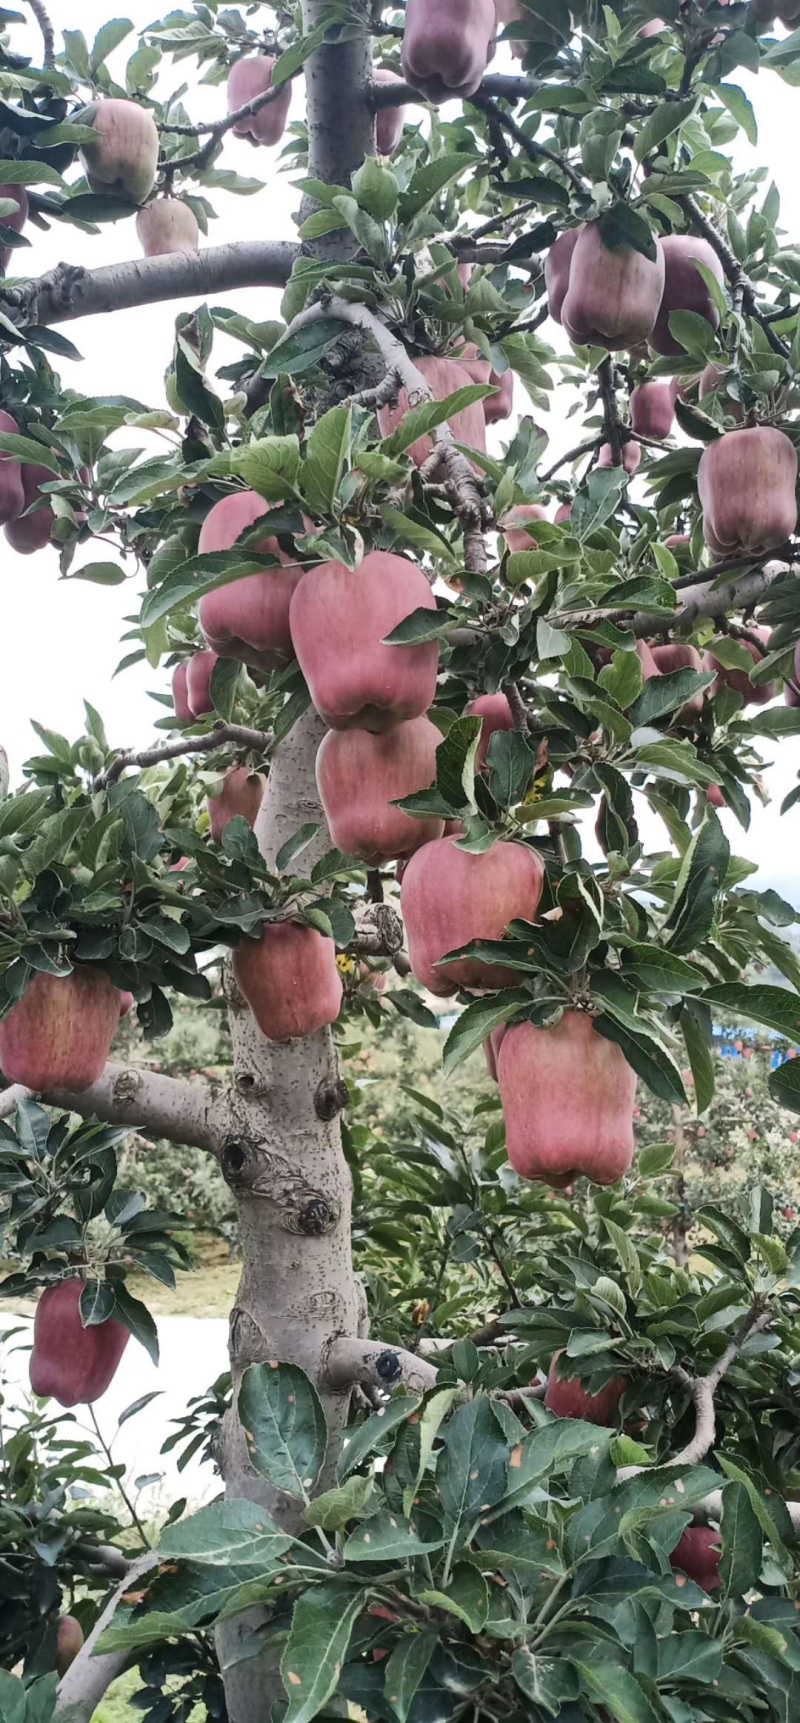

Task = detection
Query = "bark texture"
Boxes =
[0,1061,221,1149]
[215,710,365,1720]
[213,18,378,1699]
[15,242,300,330]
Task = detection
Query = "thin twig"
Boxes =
[446,199,543,252]
[95,721,273,790]
[540,435,601,482]
[25,0,54,66]
[88,1407,152,1549]
[502,681,530,733]
[679,194,791,361]
[159,78,295,173]
[597,356,624,466]
[468,93,585,194]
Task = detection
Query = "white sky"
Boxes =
[2,5,798,895]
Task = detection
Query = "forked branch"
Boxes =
[95,721,274,790]
[669,1309,773,1467]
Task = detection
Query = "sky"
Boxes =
[1,4,799,895]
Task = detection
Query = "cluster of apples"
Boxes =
[546,221,799,550]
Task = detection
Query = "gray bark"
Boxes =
[0,1062,222,1151]
[214,709,365,1722]
[56,1552,159,1723]
[214,29,378,1707]
[15,241,300,330]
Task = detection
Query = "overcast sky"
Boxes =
[2,4,798,897]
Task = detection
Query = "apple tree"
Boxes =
[4,1,800,1721]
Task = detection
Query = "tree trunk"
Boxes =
[214,705,363,1719]
[211,0,379,1647]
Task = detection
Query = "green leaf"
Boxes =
[238,1361,327,1502]
[487,729,537,808]
[663,811,729,955]
[384,1634,437,1723]
[436,715,482,814]
[70,560,126,586]
[91,18,134,69]
[337,1393,422,1480]
[352,155,398,221]
[343,1511,444,1561]
[398,154,475,222]
[571,1659,661,1723]
[381,384,490,459]
[0,159,64,187]
[302,404,352,518]
[603,1217,642,1297]
[437,1397,508,1542]
[598,649,643,711]
[721,1480,763,1597]
[79,1280,116,1326]
[304,1473,374,1532]
[0,1673,27,1723]
[382,605,455,647]
[158,1498,294,1565]
[262,317,347,379]
[594,1015,687,1106]
[619,945,706,993]
[596,203,657,260]
[271,19,330,87]
[513,1653,580,1717]
[638,1141,675,1176]
[382,504,457,564]
[0,432,59,471]
[634,97,697,163]
[403,1388,460,1519]
[628,668,714,727]
[281,1585,363,1723]
[712,82,757,146]
[769,1059,800,1114]
[681,999,716,1115]
[442,990,529,1075]
[656,1632,723,1684]
[700,983,800,1043]
[417,1564,488,1631]
[112,1284,159,1366]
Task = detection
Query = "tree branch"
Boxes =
[597,356,624,465]
[467,93,585,194]
[56,1551,159,1723]
[0,1062,223,1153]
[95,721,274,791]
[324,1336,437,1396]
[670,1310,773,1467]
[679,194,791,361]
[160,79,299,173]
[539,436,600,482]
[286,292,489,534]
[369,73,536,110]
[549,558,780,639]
[25,0,54,66]
[1,242,300,333]
[72,1540,133,1580]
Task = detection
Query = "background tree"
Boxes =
[4,2,800,1722]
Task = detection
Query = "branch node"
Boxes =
[314,1076,349,1121]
